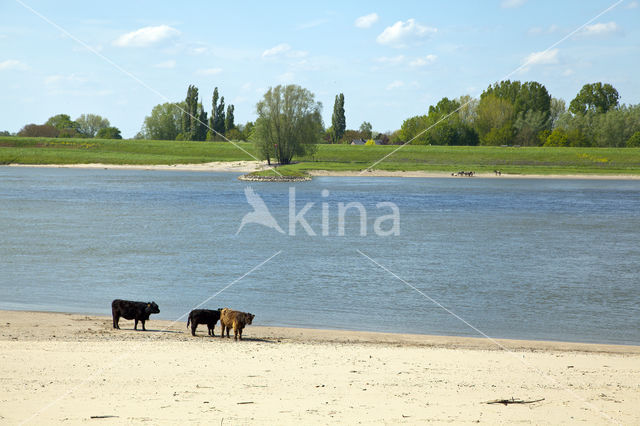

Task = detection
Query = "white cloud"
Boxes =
[113,25,180,47]
[562,69,575,76]
[0,59,28,71]
[501,0,527,8]
[377,19,437,48]
[626,1,638,9]
[580,22,619,37]
[410,54,437,67]
[521,48,559,72]
[44,73,87,86]
[262,43,291,58]
[154,60,176,69]
[386,80,404,90]
[375,55,405,64]
[355,13,379,29]
[196,68,222,76]
[262,43,308,59]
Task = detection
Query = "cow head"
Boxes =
[246,313,255,325]
[147,302,160,314]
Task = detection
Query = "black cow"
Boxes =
[111,299,160,331]
[187,309,222,336]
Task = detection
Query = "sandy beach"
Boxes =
[5,162,640,180]
[1,310,639,424]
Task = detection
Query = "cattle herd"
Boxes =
[111,299,255,340]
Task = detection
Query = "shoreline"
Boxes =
[4,162,640,179]
[2,309,639,424]
[2,310,638,354]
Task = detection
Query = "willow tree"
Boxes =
[252,84,322,165]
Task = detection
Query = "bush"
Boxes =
[96,126,122,139]
[627,131,640,147]
[365,139,376,146]
[18,124,60,138]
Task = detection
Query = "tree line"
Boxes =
[398,81,640,148]
[13,114,121,139]
[4,80,639,149]
[139,85,240,141]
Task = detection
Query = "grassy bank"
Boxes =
[2,136,640,175]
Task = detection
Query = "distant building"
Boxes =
[350,139,366,145]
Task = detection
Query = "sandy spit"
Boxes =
[5,163,640,179]
[1,310,639,425]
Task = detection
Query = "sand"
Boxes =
[1,310,639,424]
[6,163,640,179]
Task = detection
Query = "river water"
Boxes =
[1,167,638,345]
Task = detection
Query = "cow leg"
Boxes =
[191,322,197,336]
[141,320,146,331]
[113,314,120,329]
[134,318,138,330]
[238,327,243,341]
[234,326,238,341]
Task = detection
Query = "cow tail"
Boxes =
[187,314,191,328]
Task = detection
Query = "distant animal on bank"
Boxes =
[187,308,222,336]
[219,308,255,341]
[111,299,160,331]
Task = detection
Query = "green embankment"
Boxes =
[2,136,640,175]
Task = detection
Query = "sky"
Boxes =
[1,0,639,138]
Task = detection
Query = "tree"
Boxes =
[225,104,235,133]
[252,84,323,165]
[475,94,515,144]
[359,121,373,139]
[514,81,551,123]
[214,96,226,136]
[331,93,346,143]
[45,114,77,131]
[76,114,110,137]
[181,85,201,140]
[627,131,640,147]
[549,98,566,129]
[142,102,183,140]
[45,114,80,137]
[96,126,122,139]
[0,130,11,136]
[513,110,549,146]
[208,87,220,140]
[569,82,619,115]
[399,115,429,144]
[543,128,569,147]
[17,124,59,138]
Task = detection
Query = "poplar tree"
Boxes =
[209,87,219,138]
[182,85,200,140]
[331,93,346,143]
[214,96,226,136]
[225,104,235,133]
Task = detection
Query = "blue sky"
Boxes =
[1,0,638,138]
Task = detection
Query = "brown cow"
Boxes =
[219,308,255,341]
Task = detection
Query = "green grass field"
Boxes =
[2,136,640,175]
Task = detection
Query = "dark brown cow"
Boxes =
[111,299,160,331]
[186,309,222,336]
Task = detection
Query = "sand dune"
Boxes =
[1,310,639,424]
